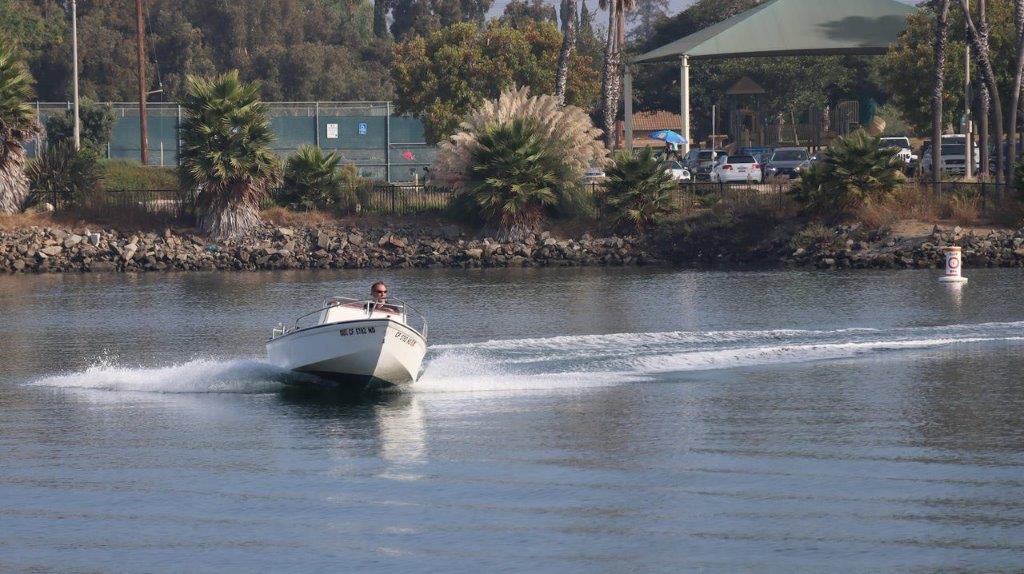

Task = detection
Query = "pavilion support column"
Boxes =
[680,54,691,155]
[624,65,634,153]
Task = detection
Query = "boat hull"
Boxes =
[266,319,426,389]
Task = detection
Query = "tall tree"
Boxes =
[389,0,493,39]
[960,0,1005,184]
[627,0,668,42]
[392,20,600,143]
[373,0,391,38]
[931,0,950,193]
[0,42,40,214]
[501,0,557,27]
[599,0,620,148]
[1006,0,1024,182]
[554,0,577,104]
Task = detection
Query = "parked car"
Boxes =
[689,149,726,181]
[763,147,809,179]
[661,160,692,182]
[880,136,919,172]
[921,142,980,176]
[921,139,983,174]
[710,154,763,183]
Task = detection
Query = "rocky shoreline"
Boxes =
[784,225,1024,270]
[4,222,1024,274]
[0,224,660,273]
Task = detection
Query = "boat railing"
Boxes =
[271,297,428,340]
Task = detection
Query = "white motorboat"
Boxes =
[267,297,428,390]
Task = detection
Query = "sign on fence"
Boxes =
[358,123,368,135]
[326,124,339,139]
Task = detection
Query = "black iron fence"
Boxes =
[48,188,193,220]
[356,184,454,214]
[43,180,1021,221]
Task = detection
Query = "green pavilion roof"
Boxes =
[632,0,916,63]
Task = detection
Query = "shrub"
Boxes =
[277,145,357,213]
[790,223,843,251]
[792,130,906,220]
[463,118,562,240]
[27,141,102,208]
[603,147,677,232]
[432,86,607,222]
[44,99,115,154]
[101,160,179,190]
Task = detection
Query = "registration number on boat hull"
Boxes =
[340,326,376,336]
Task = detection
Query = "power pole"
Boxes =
[71,0,80,151]
[136,0,149,165]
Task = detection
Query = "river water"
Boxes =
[1,268,1022,572]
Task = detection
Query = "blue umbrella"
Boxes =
[649,130,688,145]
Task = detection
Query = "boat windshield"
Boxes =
[272,296,428,341]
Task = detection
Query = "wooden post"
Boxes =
[624,65,634,153]
[136,0,149,165]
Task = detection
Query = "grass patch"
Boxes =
[101,160,179,190]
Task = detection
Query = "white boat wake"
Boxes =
[31,356,292,394]
[28,321,1024,394]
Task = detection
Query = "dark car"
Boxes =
[764,147,810,179]
[689,149,726,181]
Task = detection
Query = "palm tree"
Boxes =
[280,145,348,211]
[0,43,40,214]
[598,0,636,148]
[555,0,578,105]
[179,70,281,238]
[794,130,906,219]
[1006,0,1024,184]
[930,0,950,194]
[603,147,677,232]
[466,118,561,241]
[960,0,1004,184]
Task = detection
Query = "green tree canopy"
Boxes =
[43,99,115,154]
[500,0,558,28]
[0,0,392,102]
[392,20,601,143]
[388,0,494,40]
[878,0,1016,134]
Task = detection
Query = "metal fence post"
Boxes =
[176,105,182,166]
[315,102,320,148]
[35,102,42,156]
[385,102,391,183]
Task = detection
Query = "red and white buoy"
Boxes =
[938,246,968,283]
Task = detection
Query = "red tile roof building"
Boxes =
[616,111,683,149]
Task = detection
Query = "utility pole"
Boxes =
[136,0,149,165]
[71,0,80,151]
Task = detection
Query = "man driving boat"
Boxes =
[370,281,401,314]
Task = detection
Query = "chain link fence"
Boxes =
[27,101,435,183]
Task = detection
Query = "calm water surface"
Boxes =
[1,268,1023,572]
